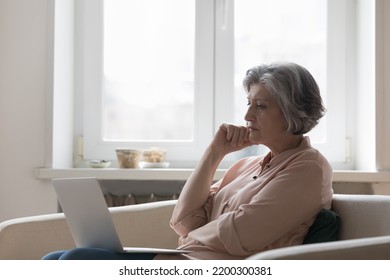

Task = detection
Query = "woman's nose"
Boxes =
[244,106,253,122]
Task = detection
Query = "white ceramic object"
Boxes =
[87,160,111,168]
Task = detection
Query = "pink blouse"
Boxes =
[169,137,333,260]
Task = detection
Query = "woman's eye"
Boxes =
[256,102,266,109]
[247,100,266,109]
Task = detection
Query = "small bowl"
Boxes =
[87,160,111,168]
[143,148,166,163]
[115,149,142,168]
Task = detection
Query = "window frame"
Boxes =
[75,0,357,169]
[78,0,215,167]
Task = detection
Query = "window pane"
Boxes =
[103,0,195,141]
[234,0,327,142]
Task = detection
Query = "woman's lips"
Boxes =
[247,121,258,130]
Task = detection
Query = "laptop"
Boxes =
[52,177,189,254]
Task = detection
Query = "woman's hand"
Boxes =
[209,123,254,157]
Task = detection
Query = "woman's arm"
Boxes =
[170,124,253,236]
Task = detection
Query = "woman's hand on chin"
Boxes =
[209,123,255,157]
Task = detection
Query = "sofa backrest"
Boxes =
[331,194,390,240]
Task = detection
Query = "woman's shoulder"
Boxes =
[301,145,330,166]
[296,137,331,164]
[288,145,333,183]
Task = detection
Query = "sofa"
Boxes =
[1,194,390,260]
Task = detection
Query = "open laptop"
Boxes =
[52,177,189,254]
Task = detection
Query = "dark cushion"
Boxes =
[303,209,341,244]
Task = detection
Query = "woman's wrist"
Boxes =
[205,144,226,165]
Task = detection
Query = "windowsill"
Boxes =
[36,168,390,183]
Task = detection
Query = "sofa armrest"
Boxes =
[0,200,178,260]
[247,235,390,260]
[110,200,178,249]
[0,212,74,260]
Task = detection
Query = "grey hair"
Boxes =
[243,62,326,135]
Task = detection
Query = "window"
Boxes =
[103,0,195,142]
[76,0,359,168]
[78,0,214,166]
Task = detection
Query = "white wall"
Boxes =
[0,0,57,222]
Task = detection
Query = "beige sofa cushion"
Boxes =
[332,194,390,239]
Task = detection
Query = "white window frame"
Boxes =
[77,0,214,167]
[75,0,358,169]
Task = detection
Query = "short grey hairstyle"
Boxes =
[243,62,326,135]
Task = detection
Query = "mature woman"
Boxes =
[43,62,333,260]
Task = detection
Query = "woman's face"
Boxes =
[244,83,288,149]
